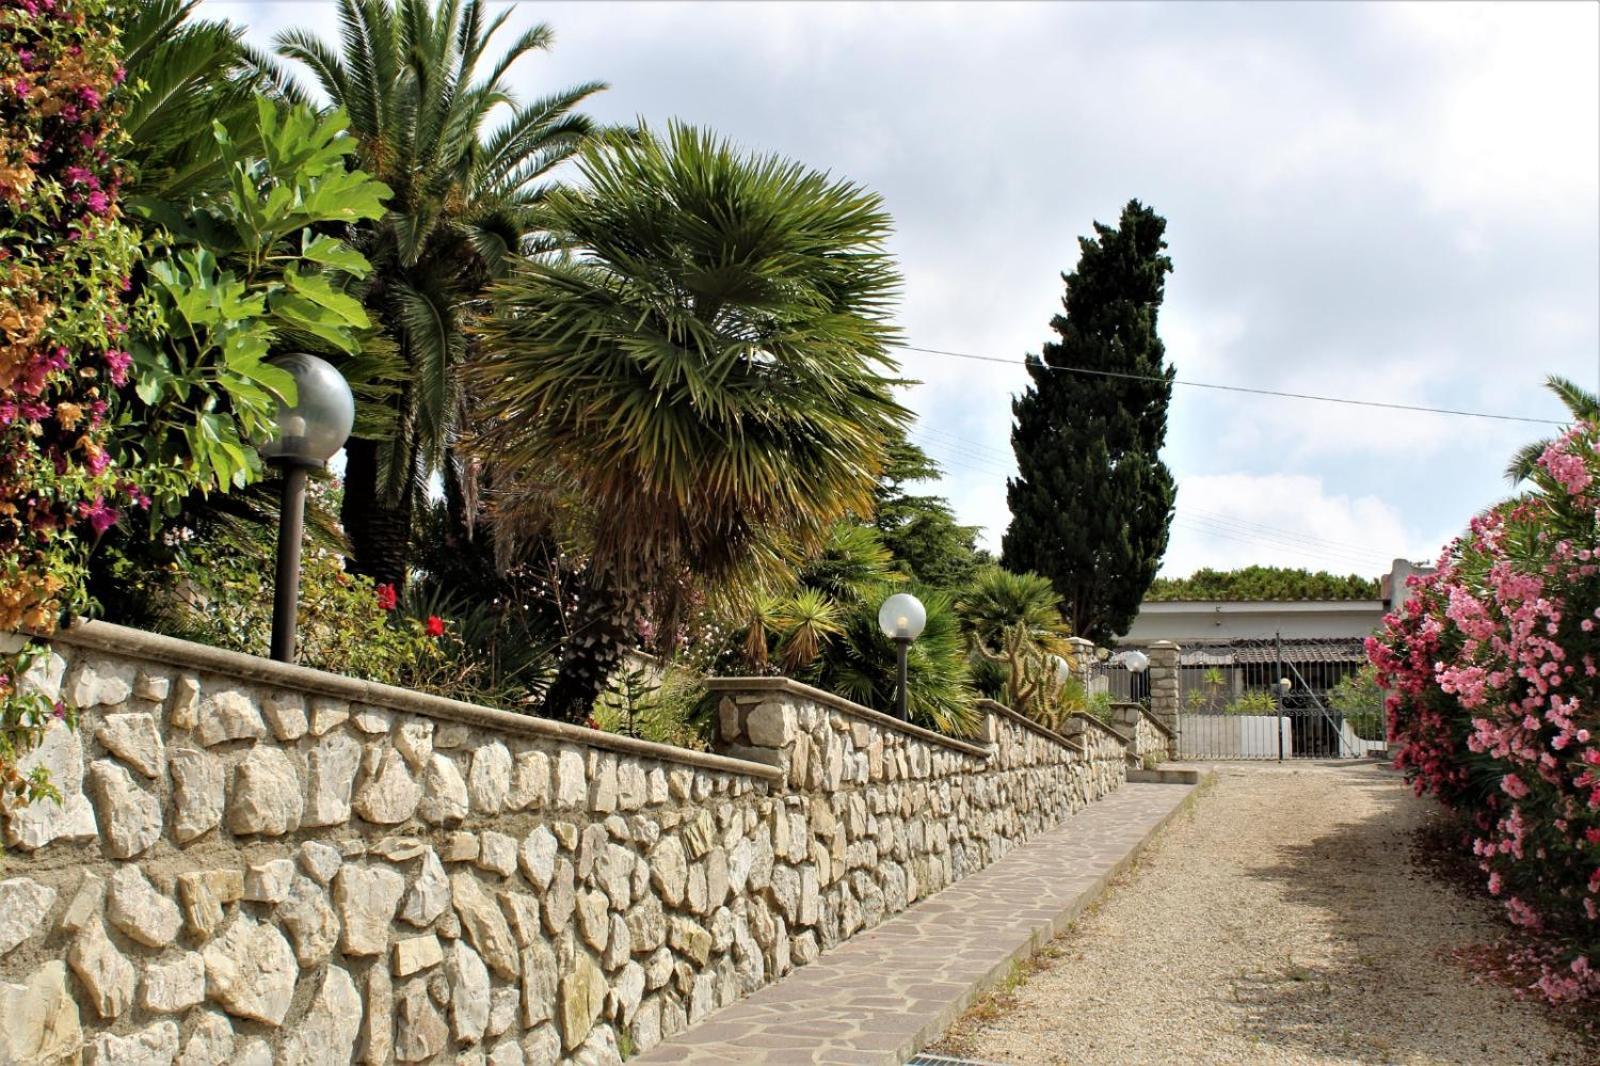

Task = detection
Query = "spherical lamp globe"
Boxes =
[260,353,355,467]
[877,593,927,641]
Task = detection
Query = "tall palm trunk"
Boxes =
[340,437,413,588]
[542,570,635,723]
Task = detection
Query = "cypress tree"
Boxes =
[1001,199,1176,643]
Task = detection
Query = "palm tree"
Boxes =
[826,585,981,736]
[957,566,1072,654]
[275,0,606,586]
[117,0,296,210]
[1506,375,1600,483]
[726,522,901,674]
[956,566,1073,714]
[471,122,909,721]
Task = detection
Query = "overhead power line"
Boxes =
[897,344,1567,426]
[1171,518,1391,571]
[907,426,1402,568]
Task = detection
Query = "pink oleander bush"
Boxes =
[1369,422,1600,1004]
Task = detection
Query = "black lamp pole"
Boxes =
[893,636,910,720]
[269,463,313,663]
[262,354,354,664]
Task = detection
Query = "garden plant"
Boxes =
[1370,421,1600,1004]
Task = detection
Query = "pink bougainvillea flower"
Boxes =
[103,348,131,385]
[79,497,118,535]
[375,583,398,611]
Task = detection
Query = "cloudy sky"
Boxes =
[214,0,1600,577]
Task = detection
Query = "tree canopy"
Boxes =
[1146,566,1380,602]
[1001,199,1176,643]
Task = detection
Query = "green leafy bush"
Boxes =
[119,515,436,684]
[592,661,708,750]
[1329,664,1384,740]
[1225,690,1277,715]
[124,98,390,511]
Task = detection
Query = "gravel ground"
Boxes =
[930,761,1593,1066]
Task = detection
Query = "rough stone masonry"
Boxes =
[0,621,1128,1065]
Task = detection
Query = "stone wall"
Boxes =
[713,688,1127,957]
[1057,711,1134,770]
[1112,702,1176,767]
[0,622,1126,1065]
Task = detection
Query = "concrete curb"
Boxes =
[1128,767,1205,785]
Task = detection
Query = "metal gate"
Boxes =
[1173,636,1383,760]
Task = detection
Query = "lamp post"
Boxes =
[877,592,926,721]
[1275,676,1292,762]
[1114,649,1150,674]
[261,354,354,664]
[1108,648,1150,703]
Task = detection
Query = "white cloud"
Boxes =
[1163,473,1437,578]
[208,0,1598,574]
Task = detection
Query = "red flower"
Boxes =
[375,584,397,611]
[425,615,445,638]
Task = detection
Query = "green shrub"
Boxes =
[1329,664,1384,740]
[592,662,709,750]
[1225,690,1277,715]
[120,518,432,683]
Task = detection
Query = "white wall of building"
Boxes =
[1123,600,1386,643]
[1121,558,1429,645]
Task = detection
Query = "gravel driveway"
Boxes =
[930,761,1592,1065]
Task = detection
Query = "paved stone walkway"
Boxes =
[635,781,1198,1065]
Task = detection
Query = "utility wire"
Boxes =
[897,344,1567,426]
[1171,518,1391,570]
[911,427,1397,553]
[1175,516,1392,570]
[909,427,1401,566]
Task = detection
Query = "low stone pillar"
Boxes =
[1111,701,1143,739]
[1147,641,1180,735]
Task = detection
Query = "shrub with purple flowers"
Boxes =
[1,0,139,633]
[0,0,137,814]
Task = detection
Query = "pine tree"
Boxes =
[1001,199,1176,643]
[872,438,985,588]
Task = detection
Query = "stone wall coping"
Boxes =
[1113,700,1176,739]
[973,699,1084,753]
[703,676,993,759]
[1070,710,1131,744]
[44,619,785,782]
